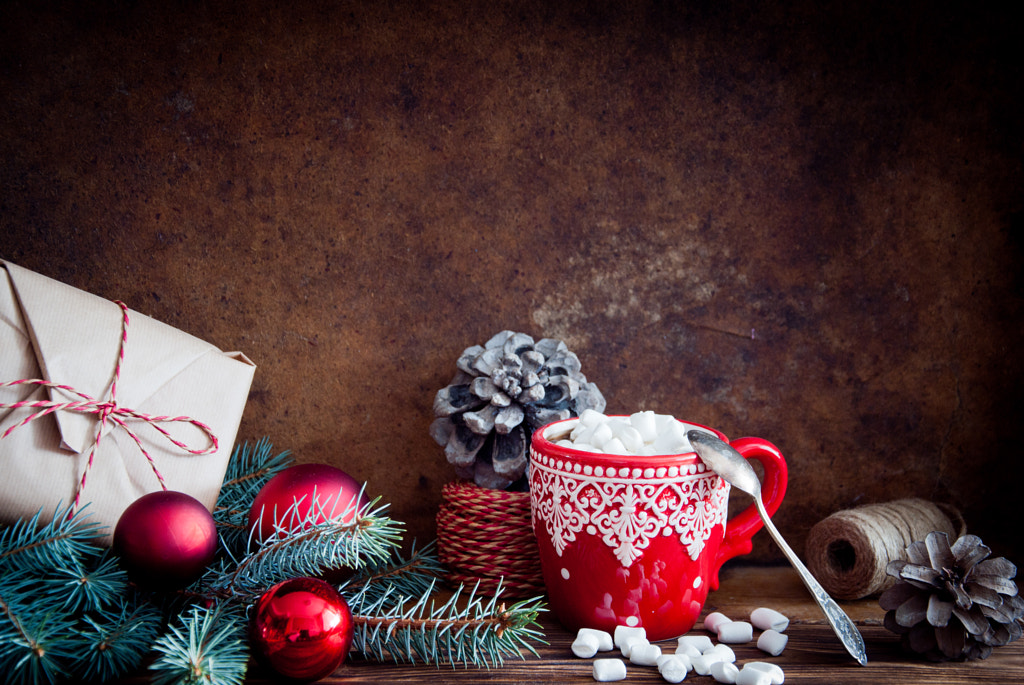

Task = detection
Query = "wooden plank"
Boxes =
[703,564,886,623]
[113,566,1024,683]
[272,621,1024,684]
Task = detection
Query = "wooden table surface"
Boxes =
[268,565,1022,684]
[118,565,1023,683]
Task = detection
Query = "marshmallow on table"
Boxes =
[691,653,720,676]
[629,642,662,666]
[717,620,753,644]
[613,625,646,650]
[756,629,789,656]
[704,643,736,663]
[736,665,775,685]
[656,655,690,684]
[658,653,692,673]
[592,658,628,682]
[743,662,785,685]
[750,607,789,633]
[703,611,732,633]
[574,628,614,655]
[711,660,740,684]
[677,634,713,654]
[572,632,602,658]
[619,635,648,658]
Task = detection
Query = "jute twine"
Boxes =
[804,498,965,600]
[436,480,545,599]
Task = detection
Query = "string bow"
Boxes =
[0,300,219,516]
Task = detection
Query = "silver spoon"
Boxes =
[687,430,868,666]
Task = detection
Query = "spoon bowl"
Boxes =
[687,430,869,666]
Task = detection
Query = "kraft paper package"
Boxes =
[0,260,256,544]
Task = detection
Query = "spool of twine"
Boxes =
[436,480,545,599]
[804,498,964,600]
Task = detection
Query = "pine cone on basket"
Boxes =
[429,330,605,490]
[879,530,1024,661]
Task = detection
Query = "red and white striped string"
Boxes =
[0,300,218,517]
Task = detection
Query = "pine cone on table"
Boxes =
[879,530,1024,660]
[429,330,605,490]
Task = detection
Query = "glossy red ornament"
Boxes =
[112,490,218,590]
[248,463,370,542]
[250,577,354,681]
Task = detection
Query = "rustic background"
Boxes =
[2,0,1021,564]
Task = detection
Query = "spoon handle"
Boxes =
[753,496,868,666]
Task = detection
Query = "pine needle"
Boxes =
[0,436,548,684]
[71,601,163,682]
[0,503,105,571]
[0,590,76,685]
[52,550,128,612]
[213,438,293,555]
[340,539,446,614]
[149,602,249,685]
[349,581,547,668]
[216,496,403,597]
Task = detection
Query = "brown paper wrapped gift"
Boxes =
[0,260,256,544]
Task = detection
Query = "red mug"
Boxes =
[529,417,787,641]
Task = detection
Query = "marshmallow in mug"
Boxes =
[557,409,715,456]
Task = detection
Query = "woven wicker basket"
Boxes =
[436,480,545,598]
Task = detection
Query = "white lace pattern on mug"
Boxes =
[530,450,730,567]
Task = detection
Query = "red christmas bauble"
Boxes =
[248,463,370,542]
[113,490,218,590]
[250,577,354,681]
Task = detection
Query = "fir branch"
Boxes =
[0,435,550,682]
[349,582,547,668]
[70,601,163,683]
[149,601,249,685]
[0,512,124,615]
[51,551,128,613]
[212,498,403,598]
[340,539,446,615]
[213,438,293,555]
[0,552,153,684]
[219,437,293,491]
[0,505,124,685]
[0,503,105,572]
[0,589,77,685]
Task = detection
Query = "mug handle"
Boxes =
[708,436,788,590]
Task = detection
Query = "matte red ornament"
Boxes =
[248,463,370,542]
[250,577,354,682]
[112,490,218,590]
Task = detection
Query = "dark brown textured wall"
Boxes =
[2,1,1021,562]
